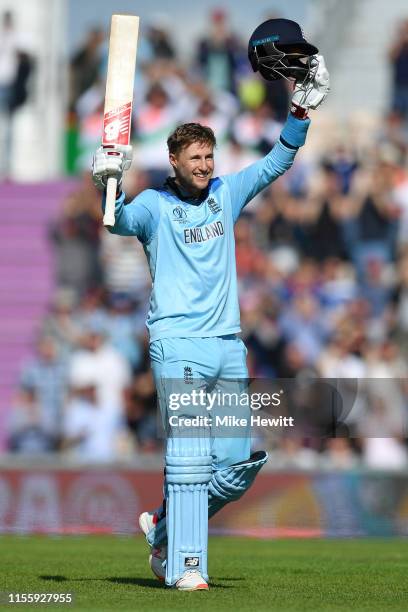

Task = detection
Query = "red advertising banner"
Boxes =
[0,470,162,535]
[1,469,407,537]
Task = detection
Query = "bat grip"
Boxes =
[103,177,117,227]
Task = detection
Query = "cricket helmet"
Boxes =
[248,18,318,82]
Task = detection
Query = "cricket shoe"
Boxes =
[139,511,166,582]
[175,570,209,591]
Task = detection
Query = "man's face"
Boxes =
[170,141,214,196]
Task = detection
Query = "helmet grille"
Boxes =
[251,43,316,83]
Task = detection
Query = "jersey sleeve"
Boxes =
[102,188,160,243]
[222,115,310,222]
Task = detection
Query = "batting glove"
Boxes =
[92,144,133,191]
[291,54,330,116]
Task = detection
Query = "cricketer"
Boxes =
[92,19,330,592]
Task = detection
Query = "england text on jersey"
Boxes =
[183,221,224,244]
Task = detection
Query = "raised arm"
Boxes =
[224,54,330,221]
[92,144,160,242]
[101,189,159,242]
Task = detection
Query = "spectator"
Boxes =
[263,78,290,123]
[255,186,302,252]
[318,258,357,312]
[191,84,238,145]
[389,19,408,119]
[75,88,104,172]
[146,16,177,61]
[320,439,360,470]
[278,293,329,364]
[8,49,32,117]
[41,288,81,359]
[69,28,105,112]
[370,145,408,248]
[125,371,160,452]
[104,294,144,371]
[49,175,103,297]
[68,319,132,414]
[235,216,268,281]
[8,386,56,453]
[74,288,107,331]
[231,102,282,154]
[359,386,408,471]
[0,11,32,178]
[377,111,408,161]
[19,336,67,437]
[195,9,243,94]
[62,366,125,462]
[0,12,17,114]
[342,158,399,277]
[362,437,408,470]
[277,343,310,379]
[321,144,359,195]
[242,293,286,378]
[318,335,366,379]
[100,232,150,298]
[270,437,320,470]
[216,134,259,177]
[394,251,408,352]
[297,165,349,261]
[133,83,189,186]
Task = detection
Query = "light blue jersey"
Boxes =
[105,115,310,342]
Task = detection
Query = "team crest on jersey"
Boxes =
[172,206,188,224]
[207,197,221,214]
[184,366,193,384]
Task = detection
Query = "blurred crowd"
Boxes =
[6,11,408,469]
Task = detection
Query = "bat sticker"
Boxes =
[103,102,132,145]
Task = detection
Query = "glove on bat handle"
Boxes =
[103,176,117,227]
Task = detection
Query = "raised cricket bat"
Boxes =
[102,14,139,227]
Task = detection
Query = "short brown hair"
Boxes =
[167,123,216,156]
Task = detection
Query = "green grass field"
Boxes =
[1,535,407,611]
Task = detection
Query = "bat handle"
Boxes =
[103,177,118,227]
